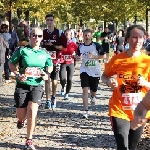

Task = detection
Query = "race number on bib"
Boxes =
[25,67,42,78]
[122,93,142,110]
[85,60,96,67]
[63,55,72,61]
[49,51,56,59]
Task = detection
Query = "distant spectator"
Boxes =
[0,29,9,85]
[16,20,29,46]
[10,24,19,53]
[0,24,12,83]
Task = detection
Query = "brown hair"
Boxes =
[64,29,71,33]
[125,25,146,41]
[83,29,92,34]
[0,24,8,33]
[125,25,146,53]
[45,14,54,19]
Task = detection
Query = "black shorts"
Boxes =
[50,64,60,80]
[80,72,99,92]
[14,83,44,108]
[102,43,110,53]
[105,49,110,53]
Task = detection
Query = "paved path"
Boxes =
[0,62,149,150]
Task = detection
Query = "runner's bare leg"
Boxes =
[52,79,57,97]
[82,87,89,110]
[45,76,51,100]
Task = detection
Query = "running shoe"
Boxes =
[81,113,88,119]
[24,139,36,150]
[90,95,96,106]
[51,96,56,109]
[44,100,51,109]
[60,89,65,95]
[5,80,12,83]
[64,94,70,100]
[17,120,26,129]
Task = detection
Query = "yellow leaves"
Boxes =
[0,0,148,24]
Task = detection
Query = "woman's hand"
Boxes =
[18,74,27,82]
[107,79,118,90]
[76,55,81,60]
[137,76,147,87]
[87,54,93,59]
[7,55,11,59]
[45,41,53,46]
[41,73,48,80]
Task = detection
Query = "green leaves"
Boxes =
[0,0,149,25]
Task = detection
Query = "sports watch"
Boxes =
[15,74,20,79]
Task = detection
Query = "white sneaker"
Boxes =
[90,95,96,106]
[82,113,88,119]
[5,80,12,83]
[10,72,15,76]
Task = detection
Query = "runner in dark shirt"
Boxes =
[116,30,125,54]
[101,27,111,62]
[42,13,67,109]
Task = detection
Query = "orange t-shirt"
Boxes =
[104,52,150,121]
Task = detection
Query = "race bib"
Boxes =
[63,55,72,61]
[122,93,142,110]
[49,51,56,59]
[25,67,42,77]
[85,60,96,67]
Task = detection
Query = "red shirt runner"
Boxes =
[61,41,78,64]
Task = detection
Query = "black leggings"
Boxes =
[110,116,144,150]
[59,63,74,94]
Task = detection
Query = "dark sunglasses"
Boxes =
[46,19,54,21]
[32,34,42,38]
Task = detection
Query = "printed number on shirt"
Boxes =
[122,93,142,110]
[25,67,42,77]
[85,60,96,67]
[49,51,56,59]
[63,55,72,61]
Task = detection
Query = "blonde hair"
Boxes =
[30,27,43,36]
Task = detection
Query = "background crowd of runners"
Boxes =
[1,13,150,150]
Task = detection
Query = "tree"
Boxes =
[0,0,148,28]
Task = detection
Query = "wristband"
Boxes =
[15,74,20,79]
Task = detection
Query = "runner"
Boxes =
[42,13,67,109]
[76,29,105,119]
[76,28,83,44]
[59,29,78,100]
[116,30,125,54]
[16,20,29,46]
[101,27,111,62]
[93,26,103,43]
[143,31,150,53]
[101,25,150,150]
[9,27,53,150]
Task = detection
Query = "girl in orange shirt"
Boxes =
[101,25,150,150]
